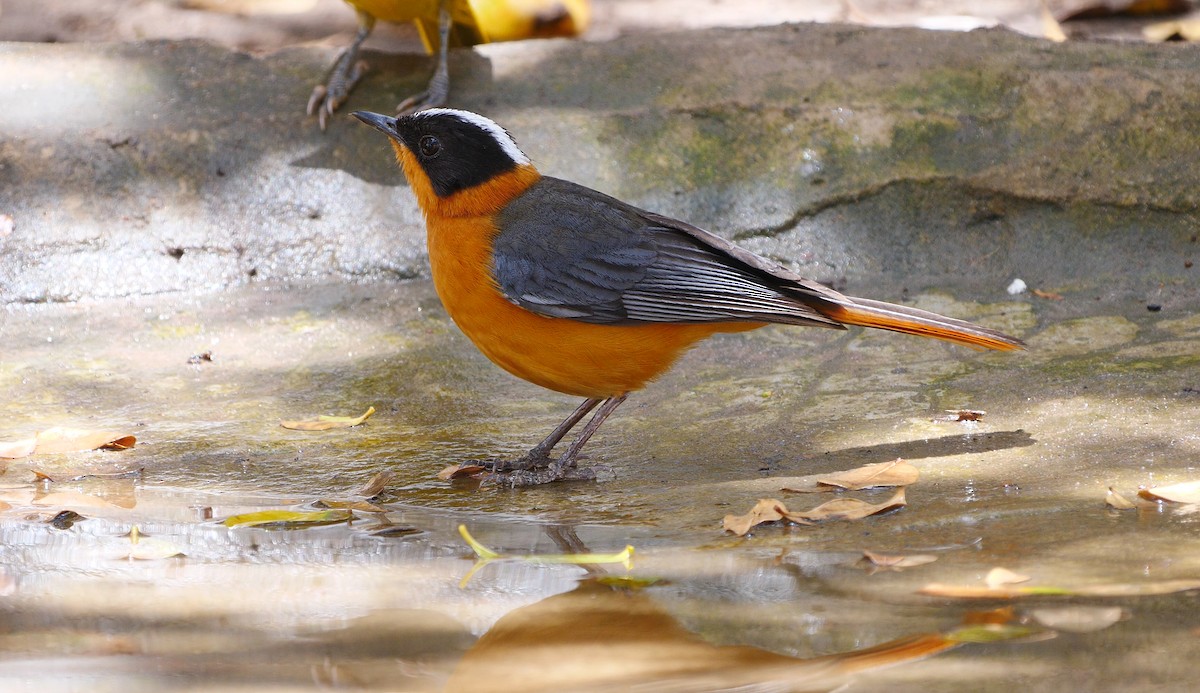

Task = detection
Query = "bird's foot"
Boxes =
[492,463,607,487]
[307,57,368,131]
[395,84,448,116]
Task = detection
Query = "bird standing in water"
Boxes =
[353,108,1024,485]
[308,0,589,129]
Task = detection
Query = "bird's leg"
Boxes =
[308,9,375,130]
[501,394,629,486]
[496,397,602,472]
[395,0,453,115]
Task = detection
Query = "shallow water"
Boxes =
[3,280,1200,691]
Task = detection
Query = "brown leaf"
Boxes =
[313,499,388,513]
[985,567,1031,589]
[935,410,986,422]
[355,469,395,498]
[280,406,375,431]
[1139,480,1200,504]
[1144,18,1200,41]
[438,464,487,480]
[1031,288,1064,301]
[815,460,919,491]
[33,490,123,509]
[0,438,37,459]
[1060,0,1190,21]
[1,427,138,458]
[723,498,796,536]
[37,427,136,453]
[1029,606,1125,633]
[1106,486,1137,509]
[785,488,907,523]
[860,550,938,571]
[31,466,143,483]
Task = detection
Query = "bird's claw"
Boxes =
[307,58,368,131]
[395,87,447,117]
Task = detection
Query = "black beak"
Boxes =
[352,111,401,140]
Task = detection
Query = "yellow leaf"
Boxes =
[457,525,635,587]
[280,406,375,431]
[919,583,1072,598]
[222,508,353,528]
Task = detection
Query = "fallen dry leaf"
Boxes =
[985,567,1031,589]
[920,579,1200,599]
[1029,606,1125,633]
[786,488,907,523]
[126,526,185,560]
[31,466,143,483]
[935,410,986,422]
[1106,486,1137,509]
[860,550,938,571]
[725,489,907,536]
[280,406,375,431]
[1060,0,1190,21]
[814,460,919,491]
[223,508,354,529]
[48,509,86,529]
[355,469,395,498]
[1143,17,1200,41]
[1039,0,1068,41]
[1031,288,1064,301]
[0,438,37,459]
[723,498,795,536]
[962,606,1016,626]
[782,459,918,493]
[1139,480,1200,504]
[0,427,135,459]
[32,490,123,510]
[313,499,388,513]
[438,464,487,480]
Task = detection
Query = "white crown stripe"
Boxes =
[417,108,531,166]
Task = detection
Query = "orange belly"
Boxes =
[427,214,762,399]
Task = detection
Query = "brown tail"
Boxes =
[816,296,1025,351]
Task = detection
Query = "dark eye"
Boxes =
[418,135,442,158]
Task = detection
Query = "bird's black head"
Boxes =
[352,109,530,199]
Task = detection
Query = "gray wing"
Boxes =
[490,177,845,328]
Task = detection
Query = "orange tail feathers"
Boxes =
[817,297,1025,352]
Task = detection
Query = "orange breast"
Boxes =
[426,210,761,399]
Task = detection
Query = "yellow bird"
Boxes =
[308,0,589,129]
